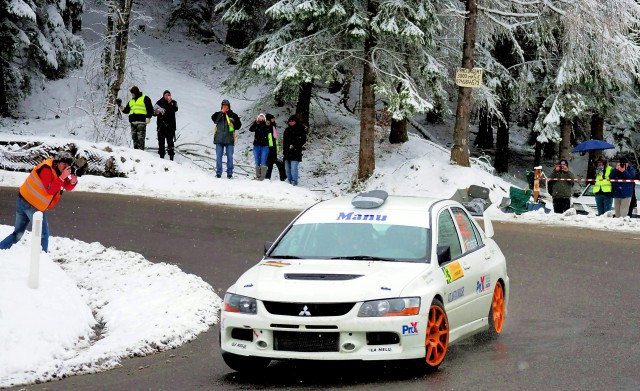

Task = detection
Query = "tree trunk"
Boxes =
[559,117,572,161]
[358,0,377,181]
[494,99,510,174]
[0,44,8,117]
[451,0,477,167]
[106,0,133,119]
[533,141,543,167]
[102,0,116,83]
[295,82,313,130]
[389,118,408,144]
[475,107,493,149]
[587,113,605,179]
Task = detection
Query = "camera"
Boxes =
[115,98,122,106]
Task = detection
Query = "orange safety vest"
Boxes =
[19,158,62,211]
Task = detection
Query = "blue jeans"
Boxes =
[253,145,270,167]
[215,144,234,177]
[285,160,300,186]
[0,196,49,252]
[595,193,613,216]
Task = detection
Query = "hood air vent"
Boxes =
[284,273,363,281]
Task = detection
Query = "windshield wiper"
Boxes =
[329,255,396,262]
[268,255,302,259]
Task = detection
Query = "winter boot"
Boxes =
[259,166,268,181]
[253,166,261,180]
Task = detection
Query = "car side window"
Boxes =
[451,207,481,253]
[437,210,462,259]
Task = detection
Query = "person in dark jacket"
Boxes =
[211,99,242,178]
[249,113,271,180]
[118,86,154,150]
[264,113,286,181]
[154,90,178,160]
[548,159,575,214]
[610,157,637,218]
[282,115,307,186]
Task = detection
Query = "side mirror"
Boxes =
[436,245,451,265]
[483,215,494,238]
[264,241,274,255]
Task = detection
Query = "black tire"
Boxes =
[221,351,271,372]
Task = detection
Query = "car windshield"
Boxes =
[268,222,431,263]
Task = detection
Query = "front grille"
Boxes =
[263,301,356,317]
[273,331,339,352]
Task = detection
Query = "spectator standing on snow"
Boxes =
[610,157,636,218]
[249,113,271,181]
[593,156,613,216]
[211,99,242,179]
[154,90,178,160]
[0,152,78,253]
[282,115,307,186]
[548,159,575,214]
[265,113,286,181]
[118,86,154,150]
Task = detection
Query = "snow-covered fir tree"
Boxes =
[0,0,85,117]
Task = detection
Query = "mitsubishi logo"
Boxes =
[299,305,311,316]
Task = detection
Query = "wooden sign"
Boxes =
[455,68,483,88]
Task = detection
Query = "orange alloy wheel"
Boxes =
[425,301,449,367]
[491,282,505,333]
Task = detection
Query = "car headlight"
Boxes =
[224,293,257,314]
[358,297,420,317]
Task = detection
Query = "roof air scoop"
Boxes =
[351,190,388,209]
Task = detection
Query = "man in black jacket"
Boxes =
[211,99,242,178]
[154,90,178,160]
[283,115,307,186]
[118,86,154,150]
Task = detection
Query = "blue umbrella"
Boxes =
[572,139,615,153]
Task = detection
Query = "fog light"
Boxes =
[342,342,356,352]
[256,340,268,349]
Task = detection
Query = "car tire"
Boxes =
[221,351,271,372]
[477,281,505,342]
[423,298,449,371]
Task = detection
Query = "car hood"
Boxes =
[229,259,431,302]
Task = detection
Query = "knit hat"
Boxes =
[257,113,266,121]
[54,151,75,165]
[163,90,171,96]
[619,157,628,164]
[288,115,298,122]
[221,99,230,108]
[266,113,275,121]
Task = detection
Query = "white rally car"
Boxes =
[220,190,509,372]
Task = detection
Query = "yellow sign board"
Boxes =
[455,68,483,88]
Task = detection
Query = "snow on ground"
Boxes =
[2,1,640,388]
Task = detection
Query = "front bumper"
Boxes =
[220,302,427,361]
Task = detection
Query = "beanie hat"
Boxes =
[620,157,628,164]
[288,115,298,122]
[221,99,230,108]
[163,90,171,96]
[257,113,266,121]
[54,151,75,165]
[266,113,275,121]
[130,86,140,95]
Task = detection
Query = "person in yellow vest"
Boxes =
[0,152,78,252]
[118,86,154,150]
[593,156,613,216]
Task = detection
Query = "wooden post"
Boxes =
[533,166,542,202]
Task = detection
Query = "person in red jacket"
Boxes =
[0,152,78,252]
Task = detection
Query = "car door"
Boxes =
[449,207,496,323]
[434,207,469,329]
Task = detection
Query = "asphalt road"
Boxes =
[2,187,640,391]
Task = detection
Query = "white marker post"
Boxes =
[28,211,43,289]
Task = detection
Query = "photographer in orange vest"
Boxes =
[0,152,78,252]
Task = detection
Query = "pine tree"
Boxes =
[0,0,84,117]
[245,0,447,181]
